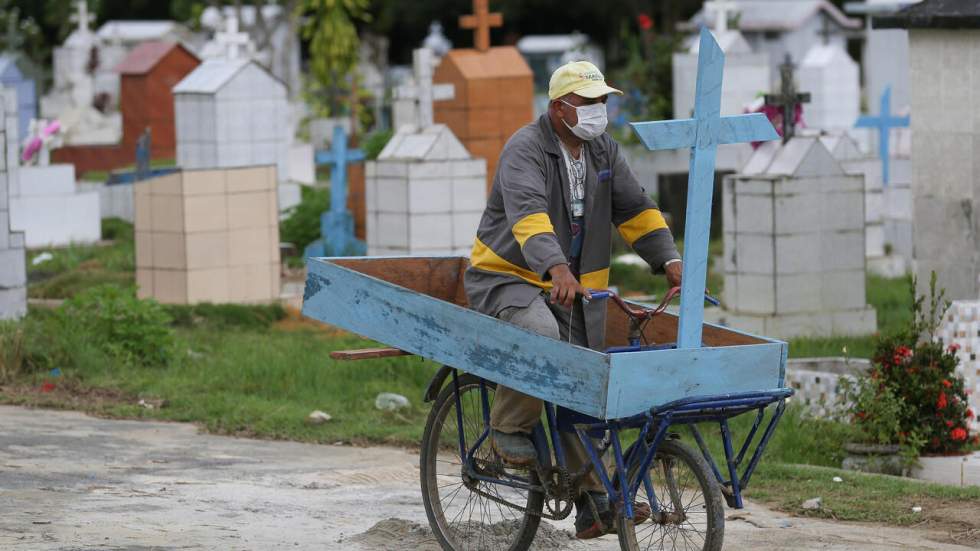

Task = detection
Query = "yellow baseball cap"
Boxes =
[548,61,623,101]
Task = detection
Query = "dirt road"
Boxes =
[0,406,971,550]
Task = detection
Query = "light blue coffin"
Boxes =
[302,256,787,420]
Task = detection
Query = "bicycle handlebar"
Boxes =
[584,287,720,319]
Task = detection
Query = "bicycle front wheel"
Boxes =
[617,439,724,551]
[420,374,544,551]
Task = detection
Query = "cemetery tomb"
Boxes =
[173,58,292,211]
[52,41,201,175]
[936,301,980,432]
[875,2,980,300]
[720,136,876,338]
[797,43,860,132]
[4,91,100,248]
[0,90,26,320]
[366,124,487,256]
[433,1,534,192]
[0,55,36,141]
[134,166,280,305]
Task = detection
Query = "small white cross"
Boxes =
[70,0,95,35]
[393,48,454,129]
[215,13,251,60]
[705,0,737,34]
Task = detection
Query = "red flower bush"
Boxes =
[867,275,974,455]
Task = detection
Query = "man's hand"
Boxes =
[548,263,589,308]
[665,260,683,288]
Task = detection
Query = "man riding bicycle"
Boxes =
[464,60,684,539]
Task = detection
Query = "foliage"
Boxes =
[101,216,133,241]
[279,185,330,251]
[28,220,135,299]
[0,322,26,383]
[362,128,393,160]
[166,303,286,331]
[58,285,175,368]
[301,0,370,118]
[867,274,976,454]
[836,375,910,447]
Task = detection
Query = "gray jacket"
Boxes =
[464,114,680,350]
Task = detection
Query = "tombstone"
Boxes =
[0,90,26,320]
[367,50,487,256]
[936,302,980,432]
[763,55,811,143]
[719,137,877,338]
[134,166,280,305]
[797,42,860,133]
[433,0,534,192]
[199,12,256,62]
[423,22,452,59]
[173,58,294,211]
[0,55,36,141]
[52,41,201,175]
[305,126,365,258]
[874,2,975,298]
[680,0,861,84]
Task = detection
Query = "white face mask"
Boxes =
[560,100,608,141]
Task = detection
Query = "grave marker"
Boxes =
[764,54,811,143]
[854,86,909,186]
[459,0,502,52]
[631,27,779,348]
[0,90,26,320]
[305,125,366,257]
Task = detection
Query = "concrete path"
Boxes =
[0,405,971,550]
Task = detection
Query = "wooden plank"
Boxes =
[603,301,767,349]
[303,257,611,418]
[330,347,411,361]
[331,256,466,305]
[605,342,787,419]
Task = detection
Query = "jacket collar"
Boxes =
[537,113,610,160]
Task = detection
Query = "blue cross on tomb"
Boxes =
[855,86,909,186]
[630,28,779,349]
[304,125,366,258]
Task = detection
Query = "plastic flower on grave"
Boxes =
[951,427,968,442]
[637,13,653,31]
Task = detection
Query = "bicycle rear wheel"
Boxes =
[420,374,544,551]
[617,439,724,551]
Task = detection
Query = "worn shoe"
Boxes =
[574,491,652,539]
[490,429,537,467]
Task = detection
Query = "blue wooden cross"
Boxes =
[630,28,779,349]
[855,86,909,186]
[305,125,367,258]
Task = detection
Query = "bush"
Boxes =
[58,285,175,367]
[362,128,393,160]
[279,185,329,252]
[101,217,134,242]
[868,274,977,454]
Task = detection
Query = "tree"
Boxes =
[301,0,370,118]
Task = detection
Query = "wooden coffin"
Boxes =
[302,256,787,420]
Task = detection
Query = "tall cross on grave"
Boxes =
[393,48,454,129]
[764,54,810,143]
[460,0,502,52]
[308,125,366,257]
[855,86,909,186]
[705,0,737,34]
[631,28,778,349]
[216,13,251,60]
[71,0,95,36]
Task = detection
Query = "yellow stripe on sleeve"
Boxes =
[512,212,556,248]
[617,209,668,246]
[469,238,551,289]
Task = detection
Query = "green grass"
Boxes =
[27,218,135,299]
[79,158,176,182]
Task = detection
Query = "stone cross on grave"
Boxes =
[215,13,251,60]
[855,86,909,186]
[71,0,95,36]
[631,28,779,349]
[764,54,810,143]
[393,48,454,130]
[817,15,835,45]
[705,0,737,34]
[460,0,502,52]
[306,125,366,258]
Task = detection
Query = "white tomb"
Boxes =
[367,48,486,256]
[173,57,295,211]
[0,90,26,320]
[719,136,876,338]
[797,43,860,133]
[4,92,100,248]
[936,301,980,433]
